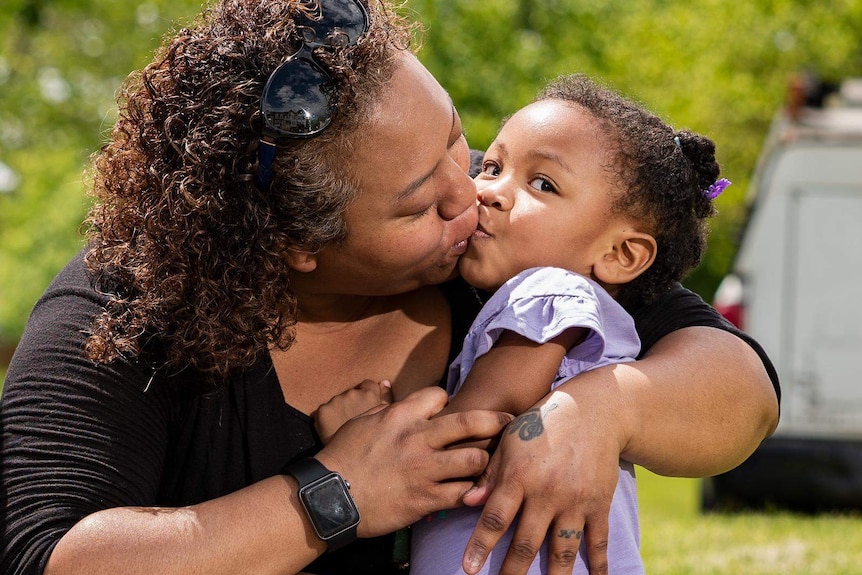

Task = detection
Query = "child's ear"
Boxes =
[594,232,657,287]
[286,249,318,273]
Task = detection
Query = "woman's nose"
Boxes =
[438,157,478,221]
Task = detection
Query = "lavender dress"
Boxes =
[411,267,644,575]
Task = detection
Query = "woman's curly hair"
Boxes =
[536,74,721,309]
[84,0,413,379]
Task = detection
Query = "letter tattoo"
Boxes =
[557,529,583,540]
[507,400,560,441]
[508,408,544,441]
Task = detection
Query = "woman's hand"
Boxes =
[43,386,511,575]
[458,326,779,575]
[314,379,394,444]
[316,386,513,538]
[460,388,625,575]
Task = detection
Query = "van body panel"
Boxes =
[705,81,862,511]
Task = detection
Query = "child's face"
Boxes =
[460,99,636,292]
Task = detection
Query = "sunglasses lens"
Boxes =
[301,0,369,46]
[261,58,334,137]
[256,0,370,189]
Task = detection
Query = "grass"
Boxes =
[637,467,862,574]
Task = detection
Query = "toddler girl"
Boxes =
[409,73,729,575]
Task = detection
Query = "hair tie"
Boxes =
[673,135,682,150]
[703,178,731,200]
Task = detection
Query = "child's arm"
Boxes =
[314,379,394,444]
[438,328,587,418]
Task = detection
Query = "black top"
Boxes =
[0,250,779,575]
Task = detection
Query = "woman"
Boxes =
[0,1,779,575]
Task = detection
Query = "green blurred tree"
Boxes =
[408,0,862,296]
[0,0,205,344]
[1,0,861,365]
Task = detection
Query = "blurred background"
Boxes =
[2,1,862,572]
[3,0,862,355]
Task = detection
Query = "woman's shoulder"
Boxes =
[629,283,732,353]
[36,246,109,306]
[630,283,780,400]
[10,247,198,404]
[630,282,721,329]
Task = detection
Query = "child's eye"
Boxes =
[481,162,501,177]
[529,177,556,193]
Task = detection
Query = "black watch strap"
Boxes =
[284,458,359,552]
[287,458,332,486]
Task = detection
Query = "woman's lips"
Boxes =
[452,238,469,255]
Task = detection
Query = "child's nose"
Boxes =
[477,184,512,211]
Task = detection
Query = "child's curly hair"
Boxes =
[537,74,721,309]
[84,0,413,379]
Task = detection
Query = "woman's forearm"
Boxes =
[555,325,779,477]
[43,387,511,575]
[45,475,323,575]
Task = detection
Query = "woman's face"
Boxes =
[306,53,478,296]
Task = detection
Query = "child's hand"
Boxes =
[314,379,394,444]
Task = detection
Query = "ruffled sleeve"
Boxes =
[448,267,638,393]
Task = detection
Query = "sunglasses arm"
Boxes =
[255,136,278,192]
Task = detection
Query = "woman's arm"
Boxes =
[44,387,512,575]
[616,326,778,474]
[460,325,778,575]
[45,475,322,575]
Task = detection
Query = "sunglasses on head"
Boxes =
[256,0,370,192]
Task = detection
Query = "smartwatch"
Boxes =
[284,458,360,551]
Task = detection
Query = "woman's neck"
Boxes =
[295,292,383,328]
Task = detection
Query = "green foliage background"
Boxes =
[2,0,862,356]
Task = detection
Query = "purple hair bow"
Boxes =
[704,178,731,200]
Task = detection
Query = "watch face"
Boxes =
[301,475,361,539]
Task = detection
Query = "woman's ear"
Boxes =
[286,249,318,273]
[593,232,657,287]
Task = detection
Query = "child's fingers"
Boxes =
[378,379,394,404]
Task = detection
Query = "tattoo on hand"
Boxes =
[557,529,583,540]
[508,408,544,441]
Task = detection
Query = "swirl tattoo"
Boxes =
[557,529,583,540]
[508,408,544,441]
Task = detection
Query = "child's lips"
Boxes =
[473,222,492,239]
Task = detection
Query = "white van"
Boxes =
[705,77,862,511]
